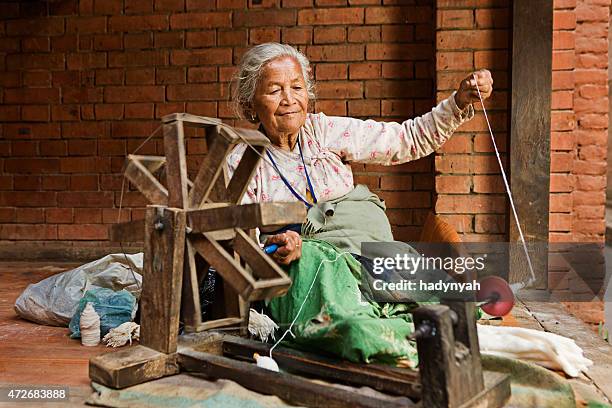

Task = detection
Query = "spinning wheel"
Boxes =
[91,113,305,386]
[90,114,510,408]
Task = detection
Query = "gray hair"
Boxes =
[232,43,316,122]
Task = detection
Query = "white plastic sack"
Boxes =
[478,323,593,377]
[14,253,143,327]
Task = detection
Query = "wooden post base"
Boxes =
[89,345,179,389]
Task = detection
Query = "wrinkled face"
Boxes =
[251,57,309,142]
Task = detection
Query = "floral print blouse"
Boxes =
[226,92,474,205]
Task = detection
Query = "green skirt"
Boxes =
[268,239,419,366]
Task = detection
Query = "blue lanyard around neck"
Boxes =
[266,135,317,208]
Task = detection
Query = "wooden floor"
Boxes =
[0,262,116,406]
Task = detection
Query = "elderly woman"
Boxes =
[229,43,492,260]
[226,43,493,365]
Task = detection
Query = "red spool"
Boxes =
[476,276,514,317]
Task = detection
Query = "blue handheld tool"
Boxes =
[263,244,279,254]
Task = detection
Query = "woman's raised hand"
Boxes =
[455,69,493,110]
[265,230,302,266]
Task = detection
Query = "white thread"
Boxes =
[253,353,280,372]
[103,322,140,348]
[248,308,278,342]
[115,125,164,291]
[268,250,353,360]
[473,75,536,288]
[80,302,101,347]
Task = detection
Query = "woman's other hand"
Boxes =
[265,230,302,265]
[455,69,493,110]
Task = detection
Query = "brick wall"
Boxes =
[434,0,511,241]
[548,0,609,244]
[0,0,609,267]
[549,0,577,242]
[0,0,437,250]
[551,0,609,325]
[549,0,580,303]
[572,0,609,241]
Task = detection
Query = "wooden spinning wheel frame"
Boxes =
[123,113,304,334]
[90,113,511,408]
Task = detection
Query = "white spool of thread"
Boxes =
[80,302,101,347]
[254,353,279,372]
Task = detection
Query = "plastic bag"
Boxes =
[69,288,137,339]
[199,267,217,321]
[14,253,142,326]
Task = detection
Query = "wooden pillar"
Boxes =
[509,0,553,288]
[140,205,186,354]
[412,302,485,407]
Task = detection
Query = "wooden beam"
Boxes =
[226,145,265,204]
[445,301,483,392]
[162,113,222,127]
[161,113,270,145]
[190,233,290,301]
[130,154,166,174]
[178,347,416,408]
[180,240,202,332]
[188,128,234,209]
[140,206,186,354]
[207,160,231,203]
[249,278,292,300]
[205,228,236,240]
[196,317,244,332]
[89,345,178,389]
[163,120,189,209]
[219,253,248,335]
[214,123,270,146]
[216,239,249,336]
[229,127,270,146]
[188,202,306,233]
[510,0,553,288]
[190,234,256,300]
[221,335,422,398]
[124,157,168,205]
[232,228,287,280]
